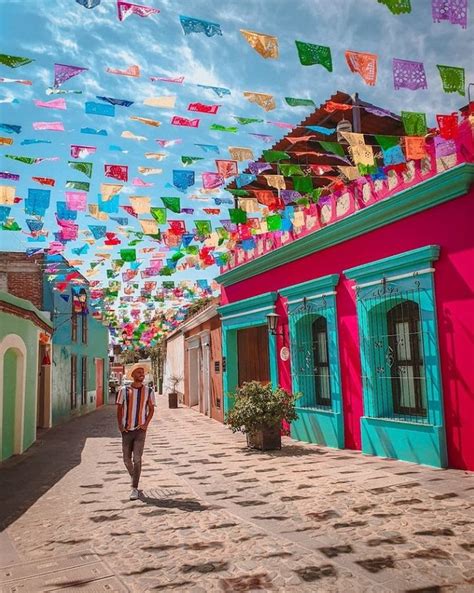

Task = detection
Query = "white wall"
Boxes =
[163,333,184,396]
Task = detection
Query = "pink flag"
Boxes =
[48,241,65,255]
[156,138,182,147]
[34,98,67,110]
[150,75,184,84]
[0,77,32,85]
[266,121,296,129]
[188,102,220,114]
[71,145,96,158]
[171,116,199,128]
[117,1,160,21]
[65,191,87,211]
[202,172,224,189]
[216,160,238,178]
[104,164,128,182]
[53,63,88,88]
[106,65,140,77]
[57,218,79,240]
[121,205,138,218]
[32,121,64,131]
[132,177,153,187]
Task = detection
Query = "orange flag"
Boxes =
[404,136,427,160]
[345,50,378,86]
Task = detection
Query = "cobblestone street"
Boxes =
[1,398,473,593]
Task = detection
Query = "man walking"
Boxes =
[116,363,155,500]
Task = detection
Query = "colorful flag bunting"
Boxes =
[54,63,88,88]
[117,1,159,21]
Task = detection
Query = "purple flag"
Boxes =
[248,161,272,175]
[393,58,427,91]
[54,63,88,88]
[432,0,467,28]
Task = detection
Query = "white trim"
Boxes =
[220,304,274,321]
[353,268,435,290]
[287,291,337,305]
[0,333,27,460]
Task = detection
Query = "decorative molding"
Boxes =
[280,274,339,303]
[344,245,440,284]
[217,163,474,287]
[218,291,277,321]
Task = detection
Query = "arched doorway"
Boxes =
[0,334,27,461]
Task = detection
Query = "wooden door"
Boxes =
[95,358,104,407]
[237,325,270,386]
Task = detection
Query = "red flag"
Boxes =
[104,164,128,182]
[436,113,458,140]
[188,102,220,114]
[171,116,199,128]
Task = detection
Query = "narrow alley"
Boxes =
[0,398,473,592]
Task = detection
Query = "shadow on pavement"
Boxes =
[139,495,212,512]
[0,405,119,530]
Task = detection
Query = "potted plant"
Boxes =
[167,374,182,409]
[225,381,300,451]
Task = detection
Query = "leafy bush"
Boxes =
[225,381,300,434]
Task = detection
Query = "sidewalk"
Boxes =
[0,396,473,592]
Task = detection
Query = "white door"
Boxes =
[188,339,200,407]
[201,334,211,416]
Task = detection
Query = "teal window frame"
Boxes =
[280,274,344,448]
[344,245,447,467]
[218,292,278,416]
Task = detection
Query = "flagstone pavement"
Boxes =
[0,397,473,593]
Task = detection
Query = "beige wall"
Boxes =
[163,333,184,398]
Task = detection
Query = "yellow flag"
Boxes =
[338,166,360,180]
[229,147,254,161]
[88,204,109,220]
[0,185,15,205]
[240,29,279,59]
[143,96,176,108]
[137,167,163,176]
[100,183,123,201]
[238,198,260,213]
[243,91,276,112]
[144,153,167,160]
[140,218,159,235]
[350,144,374,166]
[130,116,161,127]
[263,175,286,190]
[340,131,365,146]
[121,130,148,141]
[129,196,151,214]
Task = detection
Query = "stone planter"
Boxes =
[168,392,178,409]
[246,425,281,451]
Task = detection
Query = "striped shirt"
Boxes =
[116,385,156,431]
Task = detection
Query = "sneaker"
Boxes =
[129,488,139,501]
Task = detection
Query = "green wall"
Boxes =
[0,307,41,461]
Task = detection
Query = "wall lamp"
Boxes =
[266,312,286,344]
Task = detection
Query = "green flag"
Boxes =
[266,214,282,231]
[195,220,212,235]
[161,197,181,213]
[318,141,345,157]
[377,0,412,15]
[437,65,465,96]
[401,111,427,136]
[292,176,313,194]
[233,117,263,125]
[120,248,136,262]
[227,189,249,196]
[6,155,36,164]
[263,150,290,162]
[210,124,238,133]
[66,180,90,191]
[150,207,167,224]
[280,164,304,176]
[68,161,93,178]
[295,41,332,71]
[181,156,204,166]
[229,208,247,224]
[375,135,399,151]
[0,53,34,68]
[285,97,315,107]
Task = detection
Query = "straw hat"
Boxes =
[126,362,151,380]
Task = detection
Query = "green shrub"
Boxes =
[225,381,300,434]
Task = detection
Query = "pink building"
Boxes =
[217,97,474,471]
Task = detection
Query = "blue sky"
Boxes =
[0,0,472,317]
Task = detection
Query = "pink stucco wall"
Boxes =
[221,188,474,471]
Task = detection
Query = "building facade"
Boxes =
[181,303,224,423]
[0,292,53,461]
[218,118,474,471]
[0,252,109,426]
[163,329,185,401]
